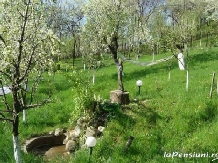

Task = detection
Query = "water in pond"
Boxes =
[33,144,68,159]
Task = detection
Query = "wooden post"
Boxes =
[210,72,215,99]
[118,58,124,91]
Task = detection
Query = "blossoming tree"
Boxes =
[81,0,151,67]
[0,0,60,162]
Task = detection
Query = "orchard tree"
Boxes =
[81,0,151,67]
[44,0,84,64]
[0,0,60,162]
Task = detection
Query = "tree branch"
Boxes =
[0,70,12,82]
[16,0,31,80]
[25,98,52,109]
[0,110,13,113]
[0,112,5,118]
[18,43,38,84]
[0,117,13,123]
[0,34,6,46]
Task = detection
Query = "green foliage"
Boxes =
[65,70,96,121]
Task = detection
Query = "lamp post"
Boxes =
[85,136,96,161]
[136,80,143,95]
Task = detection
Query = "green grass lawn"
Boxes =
[0,47,218,163]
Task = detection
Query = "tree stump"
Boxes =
[110,90,130,105]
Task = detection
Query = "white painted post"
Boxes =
[152,49,154,62]
[186,70,189,92]
[13,135,21,163]
[84,64,86,70]
[209,72,215,99]
[92,74,95,84]
[23,109,26,123]
[168,71,171,80]
[23,82,28,123]
[85,88,88,95]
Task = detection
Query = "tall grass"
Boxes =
[0,47,218,162]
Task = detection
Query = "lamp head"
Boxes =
[136,80,143,87]
[85,136,97,147]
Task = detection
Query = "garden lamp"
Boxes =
[85,136,97,156]
[136,80,143,95]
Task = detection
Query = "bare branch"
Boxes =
[0,34,6,46]
[0,112,5,118]
[29,73,42,105]
[25,98,52,110]
[18,44,38,84]
[0,110,13,113]
[17,0,31,78]
[0,117,13,123]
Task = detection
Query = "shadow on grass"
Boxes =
[131,101,162,128]
[113,61,178,82]
[189,49,218,64]
[113,48,218,82]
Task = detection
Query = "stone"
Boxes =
[65,140,77,152]
[68,130,75,138]
[98,126,105,133]
[74,126,81,137]
[86,127,96,137]
[77,117,88,128]
[54,128,64,136]
[48,131,54,135]
[63,137,69,145]
[110,90,130,105]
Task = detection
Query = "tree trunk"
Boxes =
[199,18,202,48]
[156,41,159,55]
[124,42,127,57]
[13,113,21,163]
[72,37,76,68]
[108,33,119,67]
[13,135,21,163]
[190,35,193,48]
[206,32,209,47]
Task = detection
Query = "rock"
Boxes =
[54,128,64,136]
[63,136,70,145]
[98,126,105,133]
[65,140,77,152]
[48,131,54,135]
[86,127,96,137]
[74,126,81,137]
[77,117,88,128]
[69,130,75,138]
